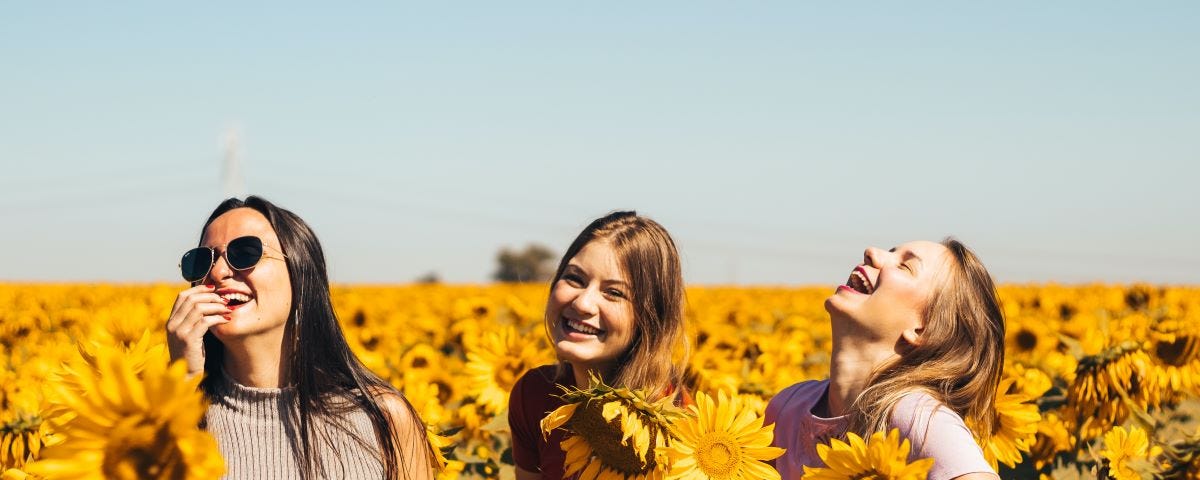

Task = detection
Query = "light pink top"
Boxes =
[764,380,996,480]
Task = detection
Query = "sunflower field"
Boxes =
[1,283,1199,479]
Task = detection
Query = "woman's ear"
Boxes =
[901,326,924,348]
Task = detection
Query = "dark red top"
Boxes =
[508,365,694,478]
[509,365,570,478]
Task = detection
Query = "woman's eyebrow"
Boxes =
[901,251,923,269]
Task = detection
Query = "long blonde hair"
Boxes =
[548,211,689,402]
[845,238,1006,441]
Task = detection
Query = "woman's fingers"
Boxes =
[166,286,231,377]
[167,291,224,331]
[170,284,215,316]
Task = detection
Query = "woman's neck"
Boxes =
[570,361,615,389]
[825,337,897,418]
[221,328,289,388]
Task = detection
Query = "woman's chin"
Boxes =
[554,343,607,368]
[210,321,238,338]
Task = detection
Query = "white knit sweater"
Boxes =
[204,372,386,479]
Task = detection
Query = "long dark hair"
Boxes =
[197,196,434,479]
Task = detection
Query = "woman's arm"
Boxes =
[378,393,437,480]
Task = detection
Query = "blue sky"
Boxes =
[2,3,1197,284]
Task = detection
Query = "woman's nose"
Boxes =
[864,247,898,269]
[569,288,601,317]
[208,251,234,283]
[863,247,881,266]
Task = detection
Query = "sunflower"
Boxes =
[973,378,1041,470]
[1004,363,1053,398]
[1064,340,1153,439]
[0,409,58,470]
[1145,320,1200,404]
[1100,426,1161,480]
[1028,412,1071,471]
[26,345,224,480]
[464,325,552,414]
[425,423,456,472]
[659,390,783,480]
[541,374,683,480]
[801,429,935,480]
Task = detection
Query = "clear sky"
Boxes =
[2,2,1197,285]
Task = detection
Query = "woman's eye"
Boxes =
[563,274,585,287]
[605,288,626,299]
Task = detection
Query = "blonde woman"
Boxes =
[507,211,691,480]
[766,239,1004,480]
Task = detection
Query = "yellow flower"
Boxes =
[1064,340,1153,439]
[26,345,224,480]
[975,379,1040,470]
[801,429,935,480]
[541,374,682,480]
[1101,426,1159,480]
[1028,413,1071,471]
[0,410,59,469]
[1145,321,1200,404]
[463,325,551,414]
[1,467,34,480]
[659,390,783,480]
[426,424,455,471]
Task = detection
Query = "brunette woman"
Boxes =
[166,196,436,479]
[508,211,690,480]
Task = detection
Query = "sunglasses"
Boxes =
[179,235,287,282]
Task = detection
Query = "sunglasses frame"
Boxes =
[178,235,288,282]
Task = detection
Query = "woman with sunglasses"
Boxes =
[508,211,691,480]
[765,239,1003,479]
[166,196,436,480]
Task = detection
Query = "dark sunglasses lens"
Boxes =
[180,248,213,282]
[227,236,265,270]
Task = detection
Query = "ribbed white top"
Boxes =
[204,372,386,479]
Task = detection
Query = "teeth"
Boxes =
[566,319,603,336]
[221,292,251,303]
[848,271,874,294]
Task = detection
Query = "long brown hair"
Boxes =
[548,211,689,402]
[845,238,1006,441]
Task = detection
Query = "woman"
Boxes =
[165,196,436,480]
[765,239,1004,480]
[508,211,690,480]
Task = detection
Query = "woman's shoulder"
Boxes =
[889,390,995,479]
[510,364,563,404]
[889,390,965,428]
[362,386,419,428]
[764,379,829,422]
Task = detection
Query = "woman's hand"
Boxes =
[166,284,231,377]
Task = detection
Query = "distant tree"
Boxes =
[415,271,441,284]
[493,244,557,283]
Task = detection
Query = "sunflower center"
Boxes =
[1155,336,1197,366]
[568,399,656,474]
[851,469,887,480]
[102,419,186,480]
[696,431,741,478]
[1015,329,1038,351]
[495,358,524,390]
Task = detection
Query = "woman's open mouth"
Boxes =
[220,291,254,311]
[845,267,875,295]
[562,317,604,337]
